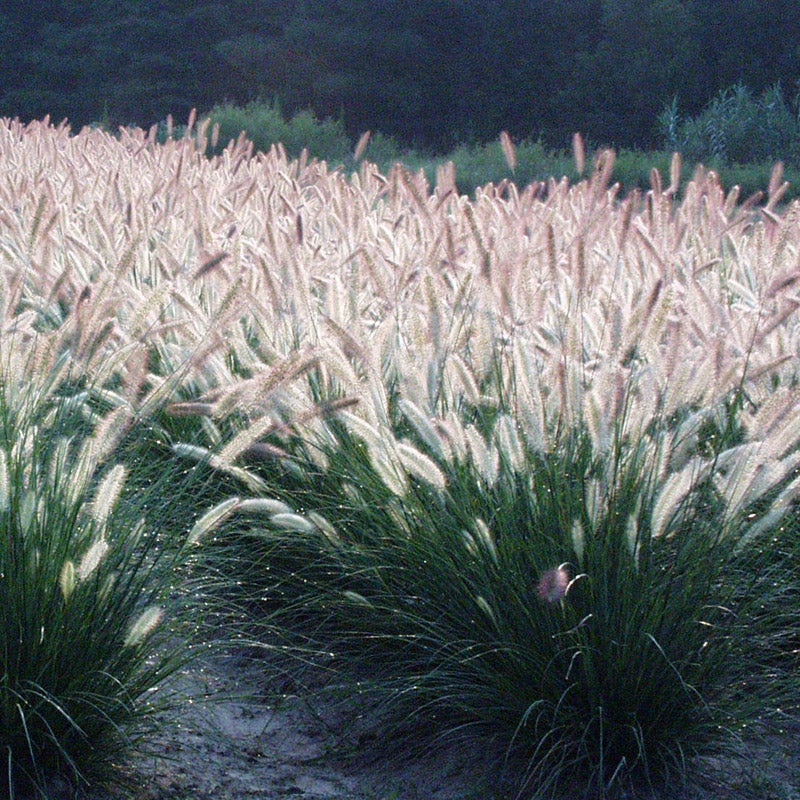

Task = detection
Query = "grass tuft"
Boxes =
[0,380,213,798]
[212,376,800,798]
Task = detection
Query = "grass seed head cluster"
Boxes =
[0,117,799,797]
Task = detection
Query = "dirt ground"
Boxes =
[115,650,799,800]
[123,649,494,800]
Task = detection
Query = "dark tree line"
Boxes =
[2,0,799,152]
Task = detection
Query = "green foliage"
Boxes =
[660,83,800,166]
[194,104,800,203]
[434,139,575,196]
[609,149,682,193]
[205,101,351,162]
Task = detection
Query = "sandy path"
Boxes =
[116,647,800,800]
[128,651,489,800]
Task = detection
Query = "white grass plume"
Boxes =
[124,606,164,647]
[187,497,241,545]
[396,441,447,490]
[90,464,127,527]
[78,538,110,580]
[651,459,705,538]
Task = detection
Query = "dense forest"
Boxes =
[2,0,799,152]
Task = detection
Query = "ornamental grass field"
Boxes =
[0,116,798,799]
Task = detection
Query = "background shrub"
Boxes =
[660,83,800,166]
[194,103,800,202]
[205,100,351,162]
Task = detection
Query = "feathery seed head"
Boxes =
[59,560,76,601]
[124,606,164,647]
[187,496,241,544]
[78,538,109,581]
[91,463,127,527]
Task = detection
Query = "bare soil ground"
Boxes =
[123,650,494,800]
[114,650,799,800]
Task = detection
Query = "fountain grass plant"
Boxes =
[210,375,799,799]
[0,368,217,799]
[153,141,800,798]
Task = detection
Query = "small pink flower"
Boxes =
[537,566,570,603]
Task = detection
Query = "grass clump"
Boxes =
[180,152,800,795]
[225,377,799,798]
[2,116,799,798]
[0,387,185,797]
[0,366,211,797]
